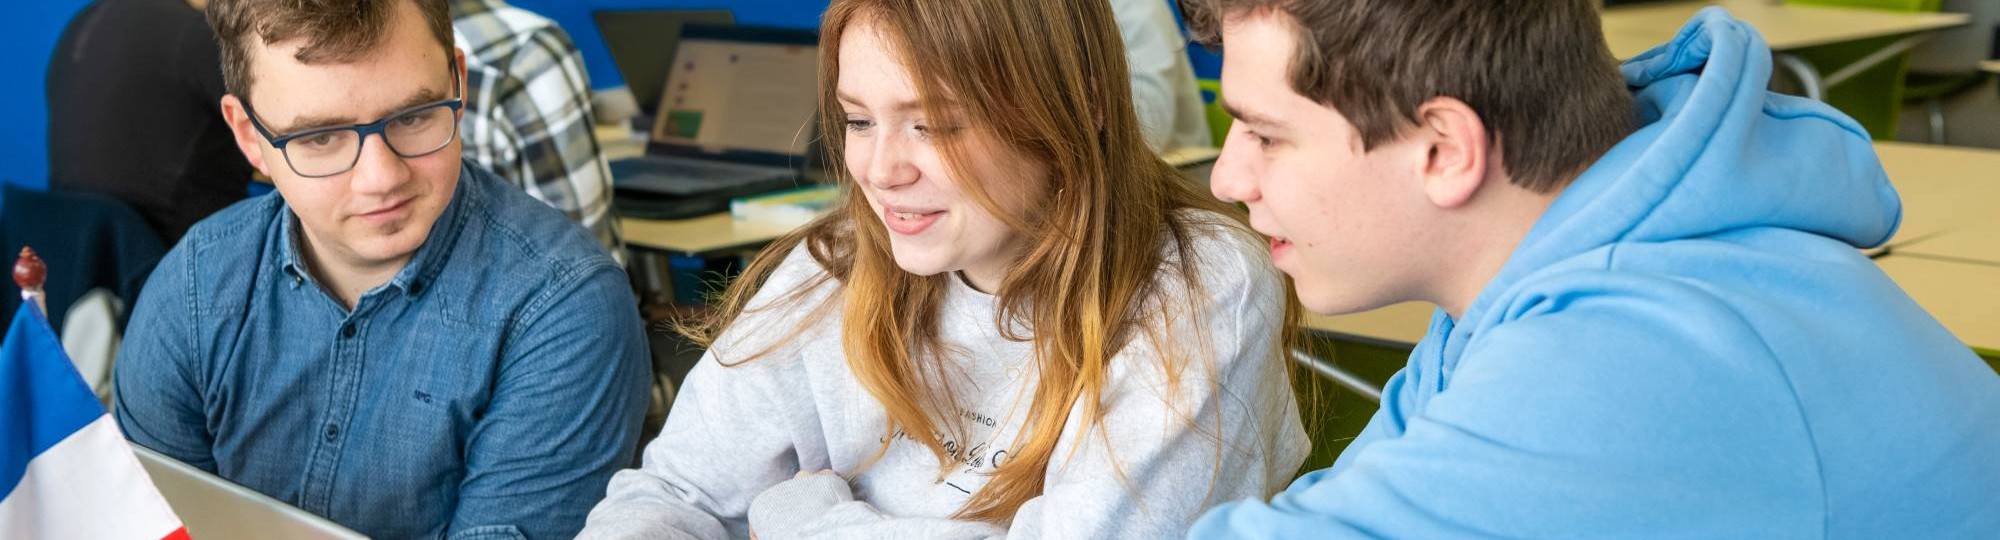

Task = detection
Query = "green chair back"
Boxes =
[1784,0,1944,139]
[1198,78,1231,148]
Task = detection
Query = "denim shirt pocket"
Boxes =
[402,310,505,405]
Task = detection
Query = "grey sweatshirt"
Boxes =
[580,213,1307,539]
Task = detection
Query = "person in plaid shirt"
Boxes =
[452,0,623,260]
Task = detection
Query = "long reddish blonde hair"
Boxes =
[681,0,1298,523]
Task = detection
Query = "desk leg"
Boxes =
[625,248,676,308]
[1776,53,1826,102]
[1821,33,1936,90]
[1289,348,1384,403]
[1776,33,1942,103]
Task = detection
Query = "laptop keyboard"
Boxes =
[612,158,792,196]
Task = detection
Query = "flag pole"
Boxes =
[15,246,47,317]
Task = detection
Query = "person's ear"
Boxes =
[219,94,271,176]
[454,47,469,121]
[1412,96,1491,209]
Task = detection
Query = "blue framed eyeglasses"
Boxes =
[242,61,464,178]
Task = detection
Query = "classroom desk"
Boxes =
[597,123,645,161]
[1874,141,2000,249]
[1603,0,1968,103]
[1874,255,2000,358]
[1303,142,2000,349]
[1895,219,2000,266]
[1302,302,1435,348]
[1601,0,1971,60]
[622,212,804,255]
[1302,256,2000,360]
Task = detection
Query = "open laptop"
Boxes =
[592,9,735,119]
[134,444,368,540]
[610,24,821,220]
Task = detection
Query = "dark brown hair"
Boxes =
[1180,0,1634,192]
[207,0,454,100]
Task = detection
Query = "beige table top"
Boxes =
[621,212,805,254]
[1981,60,2000,74]
[1602,0,1969,60]
[1301,255,2000,357]
[1874,142,2000,249]
[1896,219,2000,265]
[598,123,646,161]
[1302,302,1436,347]
[1874,255,2000,357]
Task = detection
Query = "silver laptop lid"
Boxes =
[134,444,368,540]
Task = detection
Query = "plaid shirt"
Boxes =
[452,0,622,259]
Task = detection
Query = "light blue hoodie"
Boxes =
[1191,9,2000,539]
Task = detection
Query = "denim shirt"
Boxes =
[115,161,651,540]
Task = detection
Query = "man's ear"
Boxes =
[218,94,271,176]
[1412,96,1491,210]
[454,47,469,121]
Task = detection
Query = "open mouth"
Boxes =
[884,207,944,235]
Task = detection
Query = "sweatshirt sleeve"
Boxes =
[742,229,1307,539]
[579,247,835,539]
[1189,276,1825,539]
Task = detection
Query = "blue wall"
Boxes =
[1,0,94,190]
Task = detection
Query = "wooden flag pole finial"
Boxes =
[16,247,47,316]
[15,246,45,292]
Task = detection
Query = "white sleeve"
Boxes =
[579,247,835,539]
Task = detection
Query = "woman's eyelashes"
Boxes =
[843,115,961,141]
[913,123,961,141]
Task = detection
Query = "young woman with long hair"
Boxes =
[581,0,1305,536]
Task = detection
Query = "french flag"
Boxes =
[0,303,187,539]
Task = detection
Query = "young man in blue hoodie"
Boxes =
[1183,0,2000,537]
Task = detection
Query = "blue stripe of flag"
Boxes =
[0,303,108,498]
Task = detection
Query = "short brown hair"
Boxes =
[1180,0,1634,192]
[207,0,454,100]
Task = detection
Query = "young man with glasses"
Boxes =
[112,0,651,538]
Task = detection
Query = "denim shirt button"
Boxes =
[323,423,341,442]
[341,324,357,339]
[408,281,425,296]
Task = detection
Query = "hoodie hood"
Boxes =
[1466,7,1901,324]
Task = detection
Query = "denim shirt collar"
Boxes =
[276,165,476,300]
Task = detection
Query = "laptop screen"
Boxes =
[592,9,735,119]
[651,25,820,159]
